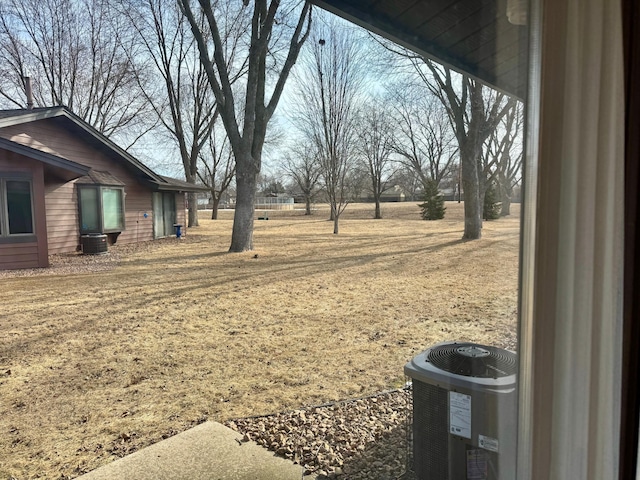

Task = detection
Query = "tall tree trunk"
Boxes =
[498,175,512,216]
[179,0,311,253]
[333,214,339,234]
[305,197,312,215]
[458,80,490,240]
[229,166,257,252]
[187,191,199,227]
[374,197,382,219]
[501,193,512,216]
[211,195,221,220]
[461,144,482,239]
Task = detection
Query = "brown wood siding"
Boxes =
[32,159,48,266]
[176,193,187,233]
[0,149,48,269]
[43,180,79,254]
[0,121,106,161]
[0,119,159,253]
[118,180,154,245]
[0,242,41,269]
[0,130,61,156]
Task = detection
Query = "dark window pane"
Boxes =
[6,180,33,234]
[79,187,100,232]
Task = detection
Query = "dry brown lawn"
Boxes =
[0,202,520,479]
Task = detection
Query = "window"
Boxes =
[0,176,34,238]
[78,185,124,234]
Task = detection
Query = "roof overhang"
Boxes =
[0,136,90,181]
[310,0,528,99]
[148,176,210,193]
[0,106,67,129]
[75,170,126,186]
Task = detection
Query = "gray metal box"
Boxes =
[405,342,518,480]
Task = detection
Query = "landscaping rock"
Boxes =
[225,388,412,479]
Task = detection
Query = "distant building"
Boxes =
[0,107,205,270]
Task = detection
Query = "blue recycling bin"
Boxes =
[173,224,183,238]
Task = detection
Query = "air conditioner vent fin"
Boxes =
[426,342,517,378]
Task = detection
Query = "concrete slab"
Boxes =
[78,422,304,480]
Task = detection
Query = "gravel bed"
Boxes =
[224,337,518,480]
[0,237,180,279]
[225,388,413,480]
[0,251,123,279]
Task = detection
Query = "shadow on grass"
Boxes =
[0,234,470,361]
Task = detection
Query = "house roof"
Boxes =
[76,170,126,186]
[0,109,48,120]
[0,106,204,192]
[154,175,210,193]
[311,0,528,99]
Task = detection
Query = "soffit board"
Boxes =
[311,0,528,99]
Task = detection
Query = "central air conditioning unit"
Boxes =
[80,233,108,254]
[404,341,518,480]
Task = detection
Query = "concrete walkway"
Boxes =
[78,422,305,480]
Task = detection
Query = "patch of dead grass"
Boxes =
[0,202,520,479]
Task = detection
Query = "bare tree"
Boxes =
[179,0,312,251]
[118,0,224,227]
[346,165,370,204]
[417,60,516,239]
[388,165,423,201]
[119,0,249,227]
[389,84,458,190]
[198,126,236,219]
[0,0,150,139]
[295,22,366,234]
[256,172,286,197]
[377,36,517,238]
[283,144,321,215]
[356,102,396,219]
[479,96,524,209]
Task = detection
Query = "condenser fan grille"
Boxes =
[426,343,517,378]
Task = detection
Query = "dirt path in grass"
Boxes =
[0,202,520,479]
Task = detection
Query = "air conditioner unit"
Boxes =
[404,341,517,480]
[80,233,108,255]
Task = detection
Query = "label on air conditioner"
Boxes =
[466,449,488,480]
[449,391,472,439]
[478,434,499,453]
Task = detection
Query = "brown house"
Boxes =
[0,106,203,270]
